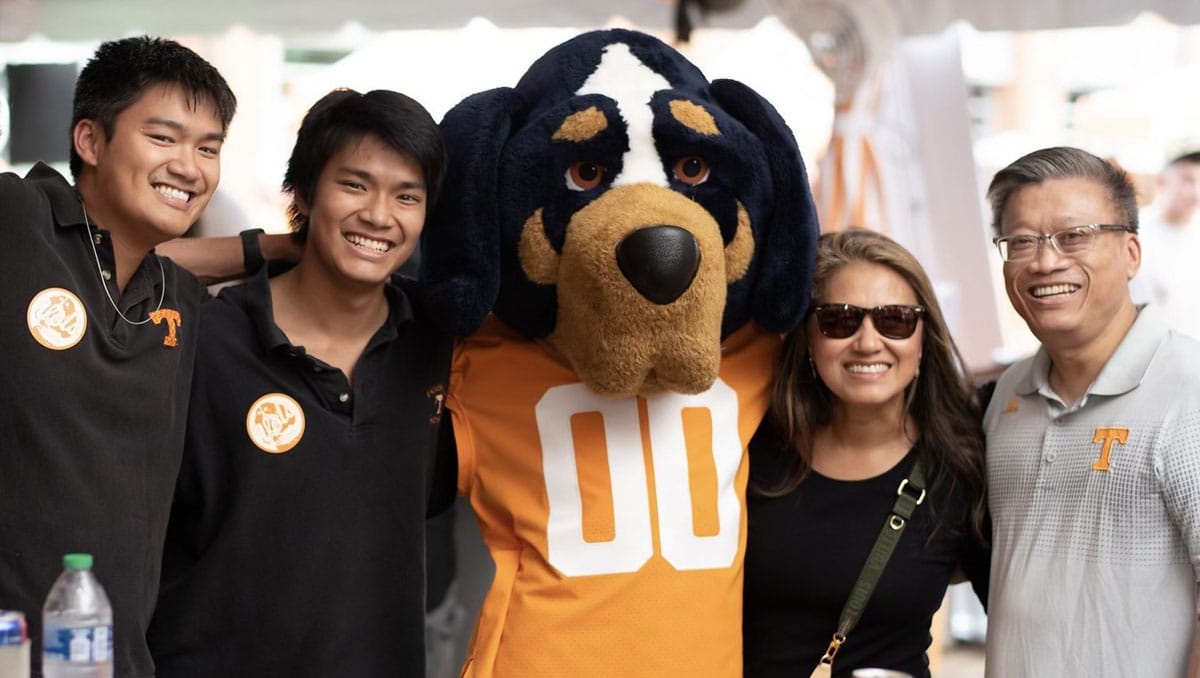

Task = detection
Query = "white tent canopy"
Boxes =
[2,0,1199,43]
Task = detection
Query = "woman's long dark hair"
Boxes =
[765,229,987,542]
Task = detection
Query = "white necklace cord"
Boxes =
[81,205,165,326]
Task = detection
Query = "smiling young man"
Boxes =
[982,146,1200,678]
[147,89,452,677]
[0,37,236,678]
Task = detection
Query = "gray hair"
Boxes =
[985,146,1138,235]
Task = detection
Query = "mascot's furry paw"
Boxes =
[422,28,818,396]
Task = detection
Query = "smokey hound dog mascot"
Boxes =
[420,29,819,677]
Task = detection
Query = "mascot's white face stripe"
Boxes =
[576,43,671,188]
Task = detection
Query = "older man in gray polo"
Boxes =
[982,146,1200,677]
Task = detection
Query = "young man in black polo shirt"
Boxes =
[0,37,236,678]
[148,89,452,677]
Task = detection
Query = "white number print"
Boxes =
[538,380,743,576]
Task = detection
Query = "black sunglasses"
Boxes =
[811,304,926,340]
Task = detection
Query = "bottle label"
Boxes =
[43,624,111,663]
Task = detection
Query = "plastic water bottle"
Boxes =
[41,553,112,678]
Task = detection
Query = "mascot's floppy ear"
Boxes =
[711,78,819,334]
[418,87,523,336]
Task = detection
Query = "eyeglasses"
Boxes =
[811,304,926,340]
[992,224,1136,262]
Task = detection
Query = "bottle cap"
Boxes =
[62,553,93,570]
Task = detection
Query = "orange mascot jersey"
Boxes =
[448,316,779,678]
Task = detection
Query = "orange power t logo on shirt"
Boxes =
[149,309,181,347]
[426,384,446,424]
[1091,427,1128,472]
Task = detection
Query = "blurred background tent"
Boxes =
[4,0,1199,39]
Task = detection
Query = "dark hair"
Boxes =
[1168,151,1200,167]
[986,146,1138,236]
[282,88,446,240]
[69,36,237,179]
[768,229,987,541]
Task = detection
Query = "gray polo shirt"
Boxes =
[984,304,1200,678]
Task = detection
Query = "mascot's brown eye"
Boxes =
[674,156,709,186]
[566,162,606,191]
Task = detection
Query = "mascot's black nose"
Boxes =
[616,225,700,305]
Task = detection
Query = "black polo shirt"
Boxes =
[148,267,453,677]
[0,163,204,678]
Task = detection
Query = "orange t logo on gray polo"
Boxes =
[1091,427,1129,472]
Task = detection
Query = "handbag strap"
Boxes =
[817,458,926,668]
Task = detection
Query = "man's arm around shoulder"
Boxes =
[158,231,301,284]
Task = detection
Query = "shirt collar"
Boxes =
[28,162,165,306]
[27,162,87,229]
[1015,304,1167,402]
[241,267,416,357]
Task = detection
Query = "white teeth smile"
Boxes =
[1031,283,1079,298]
[345,233,391,253]
[846,363,889,374]
[155,185,191,202]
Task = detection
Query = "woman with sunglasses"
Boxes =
[743,229,988,678]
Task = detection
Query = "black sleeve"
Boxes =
[976,380,998,413]
[425,414,459,518]
[747,415,794,496]
[967,379,996,609]
[424,508,457,611]
[960,507,991,611]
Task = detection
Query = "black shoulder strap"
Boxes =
[817,459,926,668]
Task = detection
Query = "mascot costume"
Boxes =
[421,29,819,677]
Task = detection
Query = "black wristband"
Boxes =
[240,228,266,274]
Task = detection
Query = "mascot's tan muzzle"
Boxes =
[519,183,754,397]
